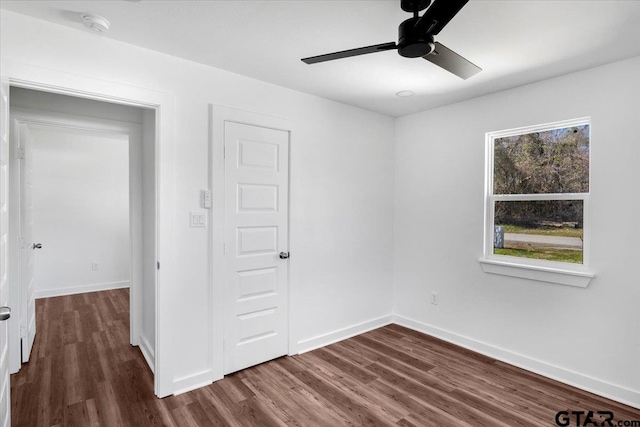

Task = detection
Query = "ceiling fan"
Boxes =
[301,0,481,80]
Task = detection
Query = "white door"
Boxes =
[0,82,12,427]
[223,121,289,374]
[18,123,36,363]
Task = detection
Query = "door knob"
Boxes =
[279,252,289,259]
[33,243,42,249]
[0,307,10,321]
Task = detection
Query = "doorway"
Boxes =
[7,88,157,378]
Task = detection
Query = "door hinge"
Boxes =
[157,261,160,270]
[17,147,25,160]
[20,238,26,250]
[223,243,226,254]
[223,147,226,159]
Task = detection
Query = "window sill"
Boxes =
[478,258,594,288]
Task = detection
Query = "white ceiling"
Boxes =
[2,0,640,117]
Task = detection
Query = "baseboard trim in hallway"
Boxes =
[139,333,155,374]
[34,281,130,299]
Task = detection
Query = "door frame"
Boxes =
[1,79,11,427]
[7,108,145,372]
[209,104,299,382]
[1,60,175,397]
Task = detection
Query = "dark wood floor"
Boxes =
[11,289,640,426]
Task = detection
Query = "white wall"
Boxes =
[393,56,640,406]
[0,10,395,390]
[29,127,130,297]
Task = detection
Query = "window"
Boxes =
[480,118,594,287]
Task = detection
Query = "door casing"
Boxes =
[1,59,175,397]
[0,77,11,427]
[209,104,299,382]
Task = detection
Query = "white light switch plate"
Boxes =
[190,211,207,227]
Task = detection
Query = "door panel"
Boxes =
[19,123,35,363]
[223,122,289,375]
[0,81,11,427]
[237,184,278,212]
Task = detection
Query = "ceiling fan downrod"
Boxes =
[400,0,431,14]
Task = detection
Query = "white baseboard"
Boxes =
[35,281,130,299]
[297,315,393,354]
[139,333,155,374]
[393,314,640,410]
[173,369,214,396]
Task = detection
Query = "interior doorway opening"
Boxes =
[7,87,157,380]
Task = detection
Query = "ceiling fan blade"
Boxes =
[414,0,469,35]
[423,42,481,79]
[302,42,397,64]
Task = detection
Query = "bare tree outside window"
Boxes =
[490,123,590,264]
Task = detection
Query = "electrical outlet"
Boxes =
[431,292,438,305]
[92,263,98,271]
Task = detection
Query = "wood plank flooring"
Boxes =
[10,289,640,426]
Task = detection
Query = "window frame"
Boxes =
[480,117,594,287]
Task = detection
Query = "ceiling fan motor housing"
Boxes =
[398,18,435,58]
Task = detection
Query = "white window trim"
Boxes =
[479,117,595,288]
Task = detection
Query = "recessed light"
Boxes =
[81,13,110,33]
[396,90,415,98]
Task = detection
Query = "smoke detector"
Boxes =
[396,90,415,98]
[81,14,110,33]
